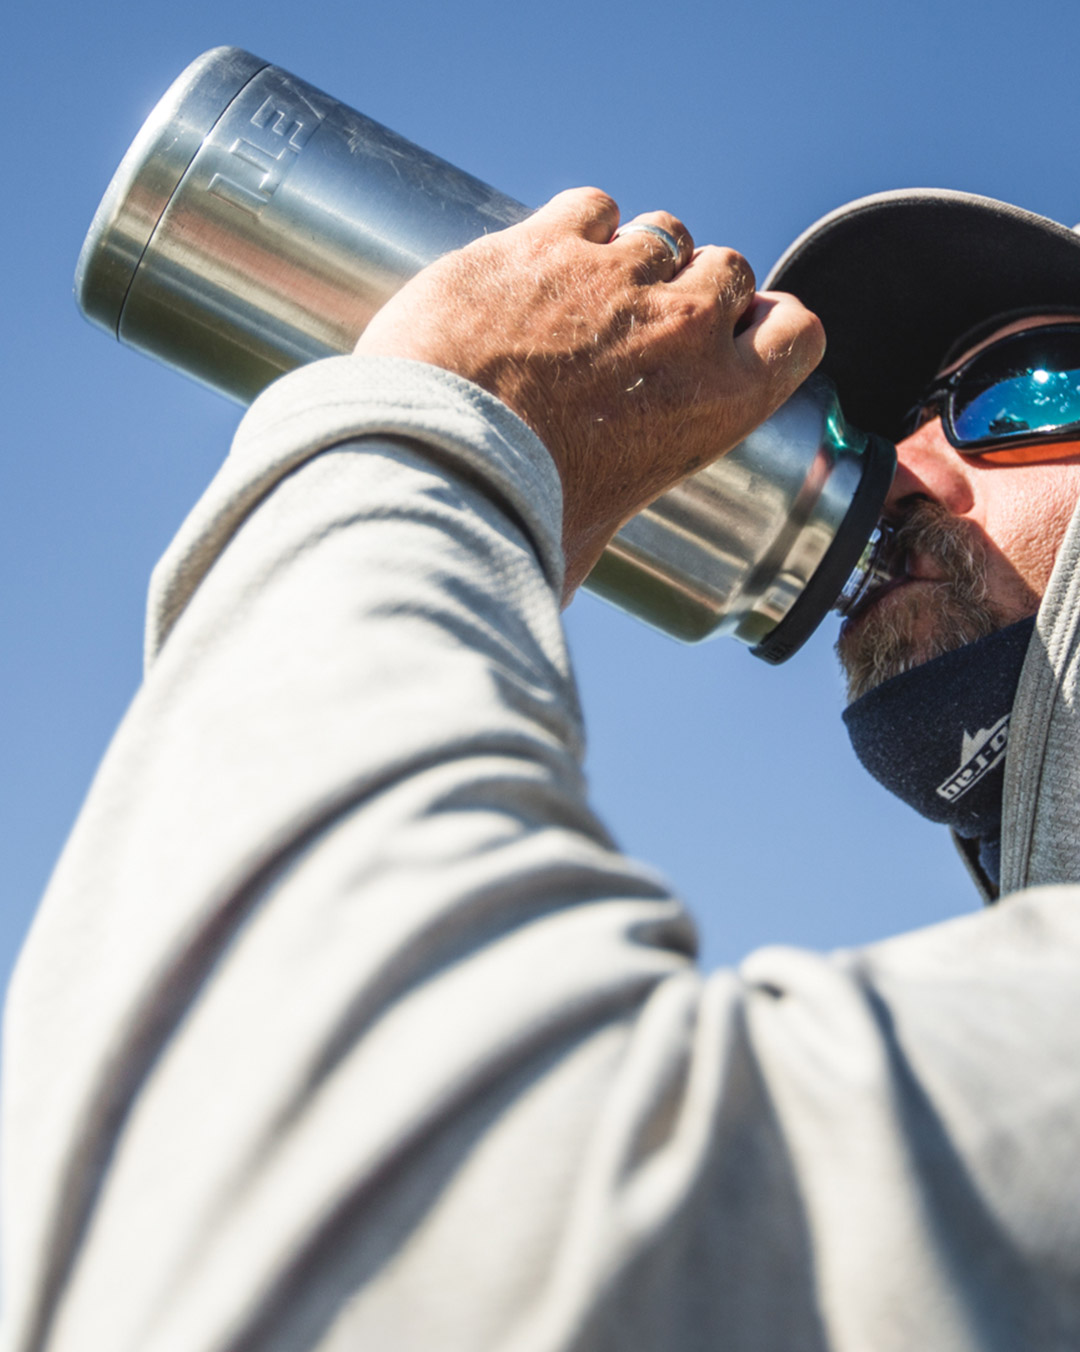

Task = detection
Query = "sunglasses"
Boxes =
[908,322,1080,465]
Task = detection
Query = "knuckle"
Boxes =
[635,207,681,228]
[799,298,826,336]
[763,299,827,377]
[630,209,694,258]
[714,246,756,293]
[654,210,692,246]
[797,307,827,362]
[532,187,620,236]
[571,186,620,222]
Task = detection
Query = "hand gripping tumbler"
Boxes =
[76,47,898,663]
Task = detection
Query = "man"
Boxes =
[767,188,1080,899]
[5,188,1080,1352]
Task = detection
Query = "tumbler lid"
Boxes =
[75,47,267,336]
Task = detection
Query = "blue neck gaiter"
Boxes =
[842,616,1036,888]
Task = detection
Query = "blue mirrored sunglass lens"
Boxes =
[953,366,1080,442]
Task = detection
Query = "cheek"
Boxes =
[984,470,1080,603]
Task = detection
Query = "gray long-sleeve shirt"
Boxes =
[5,356,1080,1352]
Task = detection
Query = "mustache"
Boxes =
[836,500,996,702]
[890,500,990,589]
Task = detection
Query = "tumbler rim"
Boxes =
[74,46,268,337]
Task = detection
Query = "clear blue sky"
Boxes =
[4,0,1078,995]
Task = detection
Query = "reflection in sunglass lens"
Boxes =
[952,332,1080,444]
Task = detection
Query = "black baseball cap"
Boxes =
[764,189,1080,442]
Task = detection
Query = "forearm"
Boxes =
[2,356,697,1351]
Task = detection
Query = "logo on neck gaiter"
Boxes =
[936,715,1011,802]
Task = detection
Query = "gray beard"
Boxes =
[836,501,1004,702]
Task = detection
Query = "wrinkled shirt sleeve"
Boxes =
[5,356,1080,1352]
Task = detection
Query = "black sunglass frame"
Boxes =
[908,322,1080,455]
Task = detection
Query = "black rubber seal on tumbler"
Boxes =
[751,434,896,665]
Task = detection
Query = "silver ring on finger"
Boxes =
[612,223,685,272]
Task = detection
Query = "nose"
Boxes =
[884,417,975,519]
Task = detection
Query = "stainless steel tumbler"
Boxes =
[76,47,897,662]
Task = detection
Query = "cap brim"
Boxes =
[764,189,1080,442]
